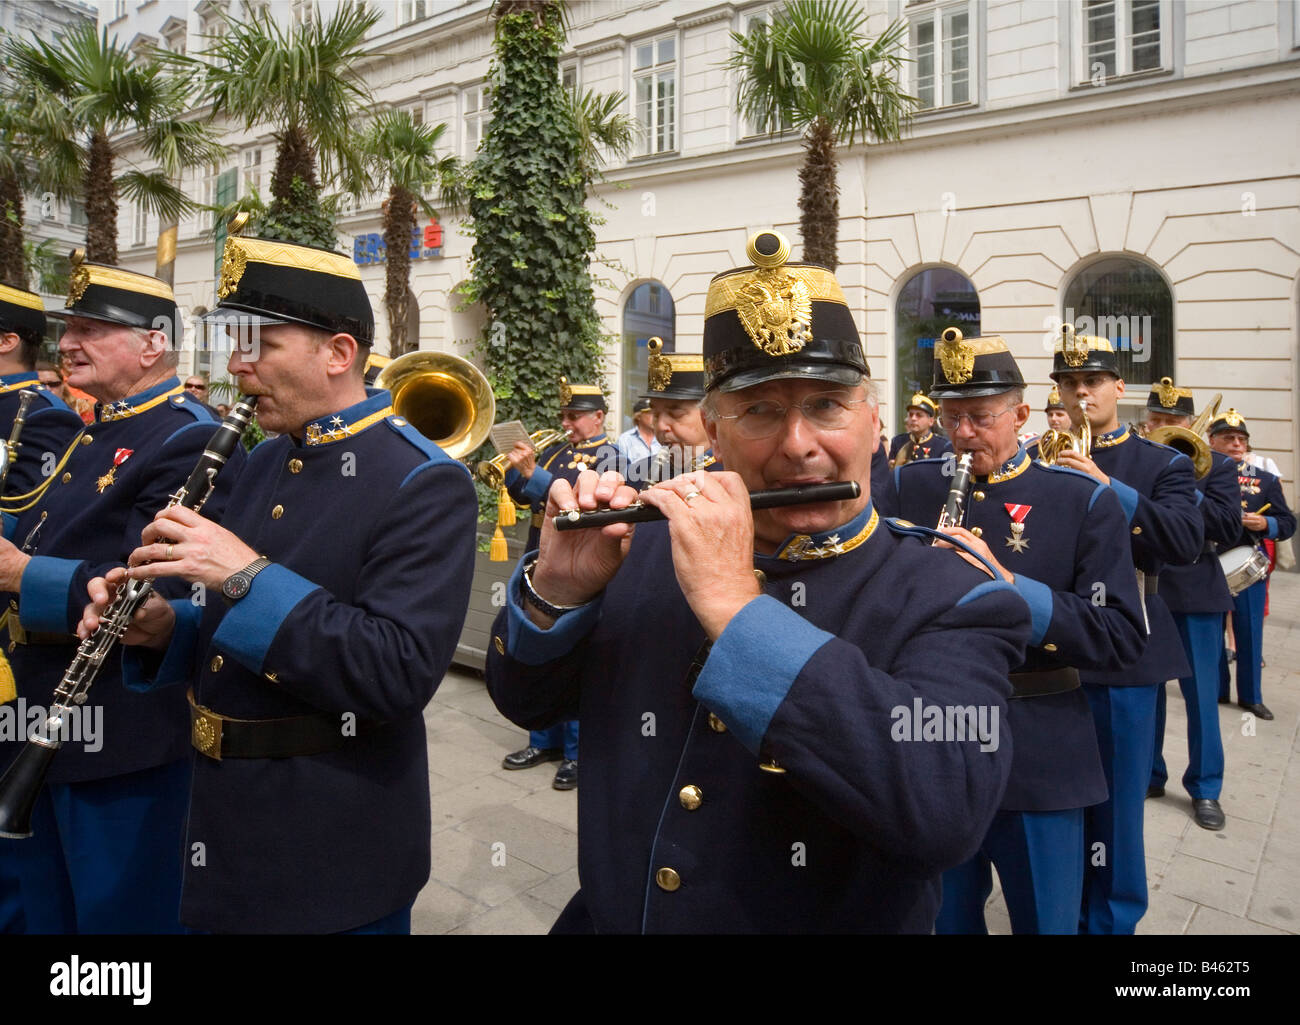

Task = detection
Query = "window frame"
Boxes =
[906,0,977,114]
[629,31,679,159]
[462,83,489,159]
[1072,0,1172,88]
[132,201,148,248]
[735,3,796,140]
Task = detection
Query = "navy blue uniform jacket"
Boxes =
[0,374,84,499]
[1032,426,1202,685]
[894,449,1146,811]
[486,503,1030,933]
[1162,451,1240,615]
[1221,462,1296,552]
[889,430,951,463]
[2,378,243,784]
[505,432,620,551]
[125,391,477,933]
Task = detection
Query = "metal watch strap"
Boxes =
[520,555,587,618]
[223,556,271,601]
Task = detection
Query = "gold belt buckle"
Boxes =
[187,688,224,761]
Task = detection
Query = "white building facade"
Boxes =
[72,0,1300,484]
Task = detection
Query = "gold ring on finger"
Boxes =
[167,544,175,560]
[684,490,702,503]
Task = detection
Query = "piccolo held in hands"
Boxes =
[553,480,861,531]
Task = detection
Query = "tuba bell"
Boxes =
[374,351,495,460]
[1145,388,1220,479]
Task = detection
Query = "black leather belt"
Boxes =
[1009,667,1080,698]
[188,687,374,761]
[5,618,74,647]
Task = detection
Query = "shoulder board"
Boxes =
[1036,462,1100,485]
[169,393,216,423]
[383,415,464,470]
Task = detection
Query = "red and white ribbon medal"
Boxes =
[1004,503,1031,553]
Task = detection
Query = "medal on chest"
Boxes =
[1004,503,1031,554]
[96,448,133,493]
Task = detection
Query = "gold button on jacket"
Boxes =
[655,867,681,892]
[678,785,703,810]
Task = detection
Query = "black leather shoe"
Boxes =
[1146,784,1165,799]
[1193,799,1226,831]
[552,759,578,790]
[1237,701,1274,721]
[501,746,563,770]
[1218,696,1231,705]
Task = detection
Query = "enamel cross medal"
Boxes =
[1004,503,1031,554]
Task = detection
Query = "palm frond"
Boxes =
[115,168,193,223]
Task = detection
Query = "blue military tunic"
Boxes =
[3,377,244,783]
[0,374,84,500]
[125,389,477,933]
[889,430,951,463]
[1221,461,1295,553]
[894,449,1146,811]
[1160,451,1240,615]
[486,503,1031,932]
[505,432,620,551]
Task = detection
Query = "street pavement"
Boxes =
[413,571,1300,934]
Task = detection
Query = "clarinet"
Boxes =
[0,390,37,495]
[0,397,257,839]
[932,452,974,546]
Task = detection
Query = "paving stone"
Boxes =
[412,878,485,935]
[1187,905,1289,935]
[456,805,578,876]
[526,866,581,912]
[447,892,560,935]
[1162,853,1253,916]
[428,774,536,834]
[1176,815,1267,873]
[427,826,548,908]
[1136,891,1197,935]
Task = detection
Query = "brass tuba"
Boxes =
[374,351,495,459]
[1037,398,1091,465]
[1145,388,1220,479]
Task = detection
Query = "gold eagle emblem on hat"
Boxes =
[647,337,672,391]
[558,376,572,407]
[1156,376,1179,408]
[216,238,248,301]
[1222,408,1244,428]
[66,248,89,305]
[938,327,974,384]
[1060,323,1089,368]
[734,231,813,358]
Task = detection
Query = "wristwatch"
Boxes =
[520,553,588,619]
[221,556,271,603]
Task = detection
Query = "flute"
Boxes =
[553,480,861,530]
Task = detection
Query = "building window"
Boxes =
[561,61,578,94]
[133,203,148,247]
[1062,258,1173,404]
[632,34,676,156]
[243,0,269,18]
[112,1,127,20]
[622,281,676,420]
[398,1,428,25]
[291,0,315,28]
[894,267,981,426]
[242,147,262,195]
[1078,0,1166,84]
[161,18,187,55]
[738,4,794,136]
[909,2,972,110]
[69,199,88,227]
[464,84,489,157]
[411,104,424,127]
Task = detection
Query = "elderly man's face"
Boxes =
[559,407,603,443]
[940,393,1028,477]
[1210,429,1249,461]
[1143,410,1189,433]
[705,377,875,549]
[651,397,708,450]
[58,316,161,403]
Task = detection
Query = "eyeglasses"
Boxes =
[715,392,870,440]
[938,407,1016,432]
[185,382,207,391]
[559,410,594,422]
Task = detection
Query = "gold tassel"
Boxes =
[0,653,15,705]
[497,487,516,527]
[489,525,509,562]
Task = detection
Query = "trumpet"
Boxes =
[0,398,257,839]
[475,428,567,489]
[933,452,974,544]
[1038,398,1090,465]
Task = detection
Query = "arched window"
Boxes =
[894,267,981,430]
[622,281,675,430]
[1062,257,1173,392]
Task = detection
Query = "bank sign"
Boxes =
[353,218,444,266]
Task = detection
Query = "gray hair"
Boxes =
[702,372,876,420]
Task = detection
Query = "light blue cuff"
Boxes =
[692,595,834,756]
[1109,478,1139,523]
[2,512,15,542]
[122,599,203,692]
[1266,516,1278,540]
[211,563,319,675]
[519,466,552,504]
[1011,574,1053,647]
[504,556,602,666]
[18,556,82,633]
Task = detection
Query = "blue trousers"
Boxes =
[530,721,579,761]
[1152,612,1226,799]
[0,758,188,934]
[1080,682,1159,935]
[188,900,414,935]
[934,807,1084,935]
[1220,578,1266,706]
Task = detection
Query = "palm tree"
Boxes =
[173,2,380,249]
[4,22,225,264]
[727,0,916,270]
[358,112,458,356]
[565,88,636,190]
[0,103,37,288]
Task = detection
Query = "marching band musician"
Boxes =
[500,379,617,790]
[1209,410,1295,721]
[1044,387,1071,433]
[485,231,1030,932]
[0,259,244,933]
[629,343,719,490]
[1144,381,1239,831]
[1042,331,1203,935]
[893,333,1144,934]
[81,236,477,934]
[889,392,950,466]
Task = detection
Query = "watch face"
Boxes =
[222,574,250,601]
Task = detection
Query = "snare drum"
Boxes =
[1218,545,1270,596]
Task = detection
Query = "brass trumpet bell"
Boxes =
[1146,393,1221,479]
[374,351,495,460]
[1037,400,1091,465]
[476,429,567,489]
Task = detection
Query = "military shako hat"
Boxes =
[1208,408,1249,439]
[558,377,606,412]
[48,249,181,344]
[906,392,937,417]
[644,337,706,401]
[1045,386,1065,411]
[703,230,867,393]
[0,283,46,344]
[1146,376,1194,417]
[1050,324,1119,380]
[928,328,1025,399]
[202,228,373,346]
